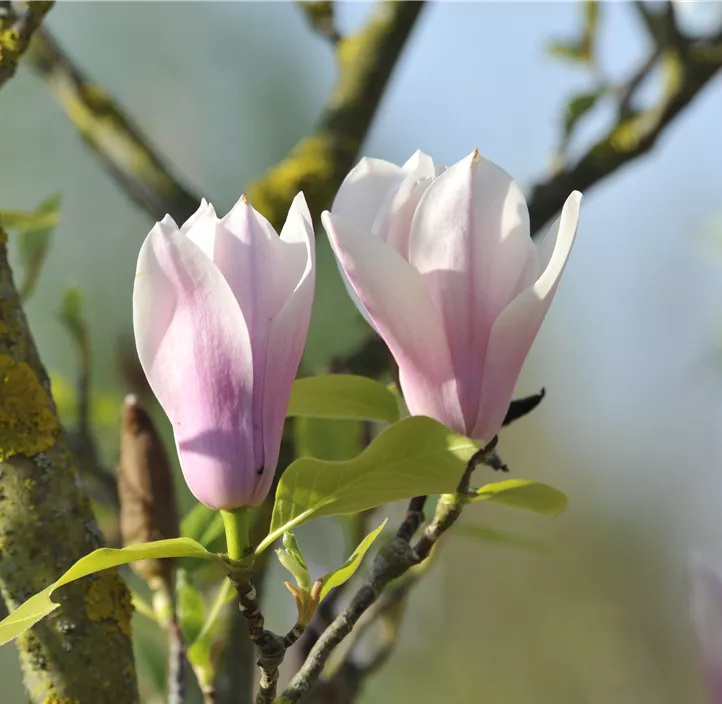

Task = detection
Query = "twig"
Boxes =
[62,300,120,508]
[297,1,340,45]
[279,440,500,702]
[24,27,199,223]
[0,1,53,89]
[616,49,660,119]
[632,1,684,50]
[318,557,429,699]
[295,511,373,674]
[225,571,304,704]
[167,616,187,704]
[528,3,722,233]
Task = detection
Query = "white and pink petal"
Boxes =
[408,150,537,430]
[132,220,256,509]
[323,210,465,434]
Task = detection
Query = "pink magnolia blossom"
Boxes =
[133,193,315,510]
[324,149,581,441]
[691,554,722,703]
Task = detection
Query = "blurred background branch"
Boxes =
[24,25,199,223]
[298,1,341,45]
[529,0,722,232]
[21,2,722,241]
[0,0,53,89]
[23,1,425,229]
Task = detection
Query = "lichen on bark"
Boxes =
[0,230,139,703]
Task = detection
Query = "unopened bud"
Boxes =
[117,395,179,583]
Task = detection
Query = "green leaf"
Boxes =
[58,286,86,343]
[258,417,480,553]
[276,531,312,592]
[182,503,224,547]
[287,374,399,423]
[454,523,551,552]
[548,40,587,63]
[564,90,604,135]
[3,195,61,300]
[293,416,364,461]
[176,569,206,644]
[0,195,60,233]
[471,479,568,515]
[548,2,600,66]
[320,519,387,601]
[57,286,90,369]
[0,538,219,646]
[282,531,308,571]
[130,591,158,623]
[583,1,600,51]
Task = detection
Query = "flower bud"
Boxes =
[132,193,315,509]
[324,150,581,441]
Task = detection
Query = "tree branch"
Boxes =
[0,1,53,89]
[24,26,199,223]
[249,1,425,230]
[0,226,138,703]
[24,2,425,230]
[297,1,340,45]
[529,3,722,234]
[279,440,499,702]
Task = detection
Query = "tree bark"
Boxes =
[0,229,139,703]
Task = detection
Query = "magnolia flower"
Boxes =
[133,193,315,510]
[324,149,581,441]
[691,554,722,702]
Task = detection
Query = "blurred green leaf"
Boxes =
[0,538,220,646]
[548,1,600,66]
[288,374,399,423]
[133,623,167,694]
[187,581,235,691]
[454,523,551,552]
[258,417,479,553]
[1,195,61,300]
[0,196,60,232]
[564,89,604,135]
[48,371,76,424]
[176,569,206,644]
[548,41,588,63]
[471,479,568,515]
[182,503,219,544]
[320,519,387,601]
[180,503,226,572]
[58,286,86,346]
[294,416,364,461]
[130,591,158,623]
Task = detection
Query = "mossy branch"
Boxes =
[0,227,139,703]
[248,1,425,231]
[23,1,424,230]
[0,1,53,89]
[528,2,722,233]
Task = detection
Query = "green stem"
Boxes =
[221,508,251,561]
